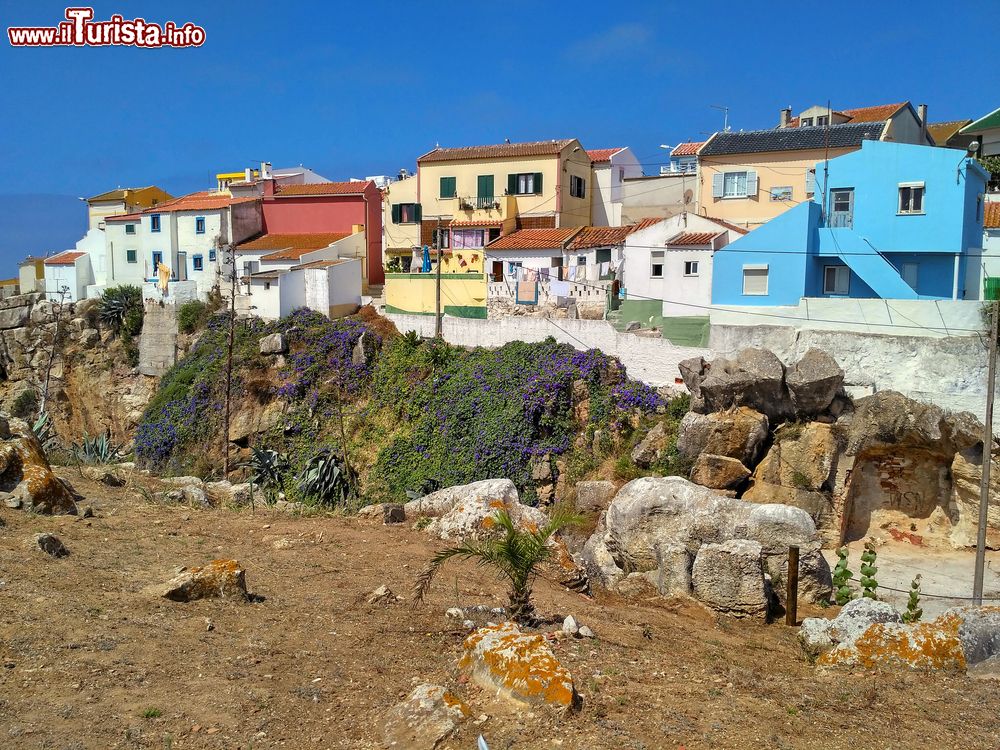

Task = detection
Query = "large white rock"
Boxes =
[692,539,769,620]
[404,478,519,518]
[404,478,546,540]
[380,684,468,749]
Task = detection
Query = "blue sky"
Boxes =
[0,0,998,274]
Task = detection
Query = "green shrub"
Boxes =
[860,542,879,599]
[832,547,854,605]
[902,574,923,623]
[177,300,208,334]
[10,389,38,419]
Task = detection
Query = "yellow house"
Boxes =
[382,172,420,264]
[384,249,487,318]
[86,186,173,230]
[697,102,932,228]
[18,256,45,294]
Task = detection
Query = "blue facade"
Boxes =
[711,141,989,306]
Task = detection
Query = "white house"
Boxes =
[588,147,643,226]
[43,250,92,302]
[226,162,332,198]
[621,212,748,318]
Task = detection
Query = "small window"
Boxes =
[651,251,664,278]
[507,261,522,277]
[684,260,699,276]
[806,169,817,197]
[124,224,136,235]
[432,228,450,249]
[570,175,586,199]
[595,248,612,263]
[823,265,850,295]
[816,115,829,127]
[264,282,271,291]
[126,249,137,263]
[209,249,217,262]
[510,172,543,195]
[801,117,814,127]
[150,214,161,232]
[577,255,587,266]
[743,265,768,295]
[770,186,793,202]
[898,183,925,214]
[152,251,164,269]
[192,254,204,271]
[723,171,748,197]
[440,176,456,198]
[195,216,206,234]
[487,227,501,244]
[393,203,420,223]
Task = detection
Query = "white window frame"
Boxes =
[516,173,535,195]
[683,260,699,277]
[723,171,749,198]
[898,182,925,215]
[650,251,664,279]
[823,265,850,295]
[742,264,768,296]
[801,117,814,127]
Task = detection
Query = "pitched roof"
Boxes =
[701,216,750,235]
[667,231,722,247]
[927,120,973,145]
[567,226,635,250]
[450,220,502,228]
[289,259,350,270]
[671,142,704,157]
[962,107,1000,134]
[486,227,580,250]
[985,202,1000,230]
[840,102,908,122]
[238,232,349,259]
[44,251,85,266]
[700,121,886,156]
[587,148,625,163]
[104,212,145,222]
[273,181,374,196]
[143,191,257,213]
[86,186,156,202]
[418,139,575,163]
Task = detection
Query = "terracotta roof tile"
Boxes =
[418,139,575,163]
[44,251,85,266]
[840,102,908,122]
[927,120,973,145]
[273,181,374,196]
[238,233,350,261]
[670,142,704,157]
[985,203,1000,229]
[566,226,634,250]
[701,215,750,235]
[587,148,625,163]
[487,227,580,250]
[667,231,722,247]
[104,212,145,222]
[142,191,258,213]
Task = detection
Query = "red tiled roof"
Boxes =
[237,233,350,252]
[985,202,1000,229]
[104,212,145,222]
[587,148,625,163]
[142,191,257,213]
[567,226,634,250]
[701,215,750,235]
[273,181,374,196]
[44,251,85,266]
[841,102,908,122]
[290,259,350,270]
[450,220,503,228]
[418,139,575,163]
[629,217,665,231]
[487,227,580,250]
[671,142,704,157]
[667,231,722,247]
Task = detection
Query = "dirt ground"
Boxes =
[2,470,998,750]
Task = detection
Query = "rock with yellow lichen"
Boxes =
[154,559,249,602]
[0,420,77,515]
[460,622,580,711]
[381,684,469,749]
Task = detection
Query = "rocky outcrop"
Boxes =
[459,622,579,710]
[785,348,844,416]
[631,422,669,467]
[381,684,469,749]
[259,332,288,355]
[574,480,616,514]
[0,421,77,514]
[696,348,793,422]
[676,408,769,467]
[404,478,547,541]
[946,451,1000,548]
[689,454,750,491]
[155,559,249,602]
[692,539,769,621]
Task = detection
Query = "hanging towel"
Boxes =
[549,279,569,297]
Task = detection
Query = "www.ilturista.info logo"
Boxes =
[7,7,206,48]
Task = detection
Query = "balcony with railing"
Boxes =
[452,193,515,222]
[660,160,698,176]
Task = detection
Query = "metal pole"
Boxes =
[434,218,442,338]
[785,546,799,626]
[973,299,999,604]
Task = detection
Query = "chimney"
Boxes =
[917,104,928,143]
[780,106,792,128]
[244,168,252,183]
[262,178,275,197]
[261,161,273,180]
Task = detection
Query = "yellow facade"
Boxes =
[384,250,486,318]
[383,174,420,254]
[698,148,855,228]
[87,186,173,229]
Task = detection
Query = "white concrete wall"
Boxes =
[621,174,693,224]
[980,229,1000,298]
[251,278,283,319]
[44,263,78,301]
[75,228,107,286]
[591,165,613,227]
[328,259,362,311]
[106,220,146,286]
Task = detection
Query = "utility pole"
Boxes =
[434,217,443,338]
[974,299,999,604]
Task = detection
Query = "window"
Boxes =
[902,262,919,290]
[801,117,814,127]
[651,251,664,278]
[570,175,586,199]
[830,188,854,228]
[195,216,206,234]
[192,254,204,271]
[150,214,161,232]
[477,175,495,207]
[712,170,758,199]
[806,169,817,197]
[432,227,450,249]
[126,249,137,263]
[264,282,271,291]
[684,260,699,276]
[595,248,612,263]
[440,176,456,198]
[770,186,793,202]
[152,251,163,270]
[209,249,217,262]
[124,223,136,235]
[391,203,421,224]
[243,260,259,277]
[577,255,587,266]
[898,183,925,214]
[619,167,625,182]
[452,228,484,249]
[823,265,850,295]
[816,115,829,127]
[742,265,768,295]
[507,261,522,278]
[724,171,747,197]
[508,172,543,195]
[487,227,501,244]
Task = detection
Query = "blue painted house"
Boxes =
[711,140,989,305]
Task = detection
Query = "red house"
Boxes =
[260,179,384,288]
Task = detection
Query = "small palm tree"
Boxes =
[413,505,581,626]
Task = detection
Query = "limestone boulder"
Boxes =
[80,465,125,487]
[742,482,840,548]
[692,539,769,620]
[574,480,616,514]
[845,391,982,458]
[946,450,1000,549]
[785,348,844,416]
[689,453,750,491]
[631,421,669,467]
[753,422,841,492]
[33,533,69,558]
[259,332,288,355]
[404,478,519,520]
[698,348,793,422]
[380,684,469,750]
[459,622,580,710]
[676,408,769,467]
[154,559,249,602]
[0,428,77,515]
[357,502,406,524]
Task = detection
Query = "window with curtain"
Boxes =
[452,229,484,249]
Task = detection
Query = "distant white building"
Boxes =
[41,228,106,302]
[588,147,642,226]
[225,162,332,197]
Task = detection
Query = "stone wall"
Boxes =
[138,301,179,377]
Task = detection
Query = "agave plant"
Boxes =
[295,449,356,506]
[99,285,143,333]
[31,411,59,452]
[414,505,581,625]
[71,431,123,465]
[247,446,290,489]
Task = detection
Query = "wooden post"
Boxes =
[974,299,999,604]
[785,546,799,626]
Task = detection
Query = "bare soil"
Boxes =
[1,469,998,750]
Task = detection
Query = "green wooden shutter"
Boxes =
[413,204,422,222]
[533,172,543,194]
[440,176,455,198]
[477,175,494,198]
[391,203,401,223]
[508,173,518,195]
